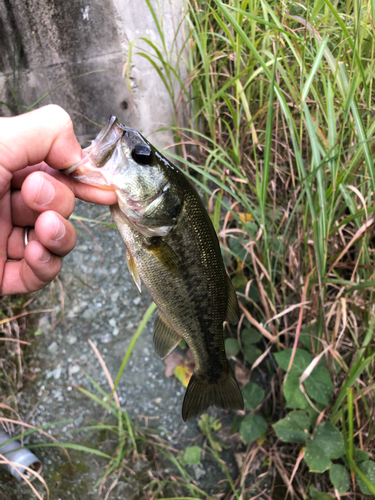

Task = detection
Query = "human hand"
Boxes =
[0,105,118,295]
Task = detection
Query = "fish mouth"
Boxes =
[62,116,126,189]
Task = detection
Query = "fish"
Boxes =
[64,116,244,420]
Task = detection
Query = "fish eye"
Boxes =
[131,143,153,165]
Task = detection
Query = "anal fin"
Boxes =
[225,274,240,325]
[126,247,141,293]
[153,313,181,359]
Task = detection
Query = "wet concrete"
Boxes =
[0,0,184,150]
[0,199,241,499]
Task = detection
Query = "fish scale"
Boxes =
[64,116,244,420]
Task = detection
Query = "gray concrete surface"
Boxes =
[0,0,184,148]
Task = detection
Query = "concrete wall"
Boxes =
[0,0,184,148]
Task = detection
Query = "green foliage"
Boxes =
[179,446,202,467]
[309,485,334,500]
[198,414,223,453]
[5,0,375,497]
[304,366,333,406]
[242,381,264,411]
[274,414,351,489]
[225,337,240,358]
[273,410,310,442]
[312,423,345,461]
[241,328,261,346]
[304,441,332,473]
[274,348,312,375]
[356,461,375,495]
[241,326,262,364]
[275,348,334,410]
[303,422,346,474]
[239,414,267,444]
[109,0,375,496]
[283,373,309,409]
[329,464,350,494]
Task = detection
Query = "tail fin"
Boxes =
[181,366,244,421]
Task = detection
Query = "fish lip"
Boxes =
[62,118,147,177]
[61,158,85,175]
[62,116,124,176]
[61,153,115,188]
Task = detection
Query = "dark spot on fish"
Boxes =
[121,100,128,110]
[132,143,154,165]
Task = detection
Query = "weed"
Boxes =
[131,0,375,496]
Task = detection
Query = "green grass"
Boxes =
[129,0,375,497]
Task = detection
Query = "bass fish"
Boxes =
[64,117,244,420]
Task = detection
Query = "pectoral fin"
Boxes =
[225,274,240,325]
[144,238,181,275]
[126,247,141,293]
[153,313,181,359]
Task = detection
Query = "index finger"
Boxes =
[0,105,82,173]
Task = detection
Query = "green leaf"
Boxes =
[273,411,310,443]
[180,446,201,466]
[304,423,345,473]
[225,338,240,357]
[353,448,370,464]
[244,348,262,365]
[356,461,375,495]
[241,327,261,345]
[231,273,248,291]
[228,237,247,261]
[242,382,265,411]
[299,325,319,352]
[31,442,111,459]
[230,414,243,434]
[330,464,350,494]
[304,440,331,473]
[342,446,368,469]
[274,348,312,375]
[304,366,333,406]
[312,423,345,460]
[309,485,334,500]
[307,407,319,428]
[239,414,267,444]
[283,373,308,409]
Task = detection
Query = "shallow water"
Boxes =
[0,200,241,499]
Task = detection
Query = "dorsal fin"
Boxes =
[153,313,182,359]
[225,274,240,325]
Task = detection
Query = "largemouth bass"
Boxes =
[64,117,244,420]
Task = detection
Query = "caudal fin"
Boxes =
[181,366,244,421]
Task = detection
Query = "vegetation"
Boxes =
[132,0,375,497]
[3,0,375,498]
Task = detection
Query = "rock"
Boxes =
[47,341,58,353]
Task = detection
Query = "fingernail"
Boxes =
[52,218,66,241]
[35,177,55,206]
[38,247,51,263]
